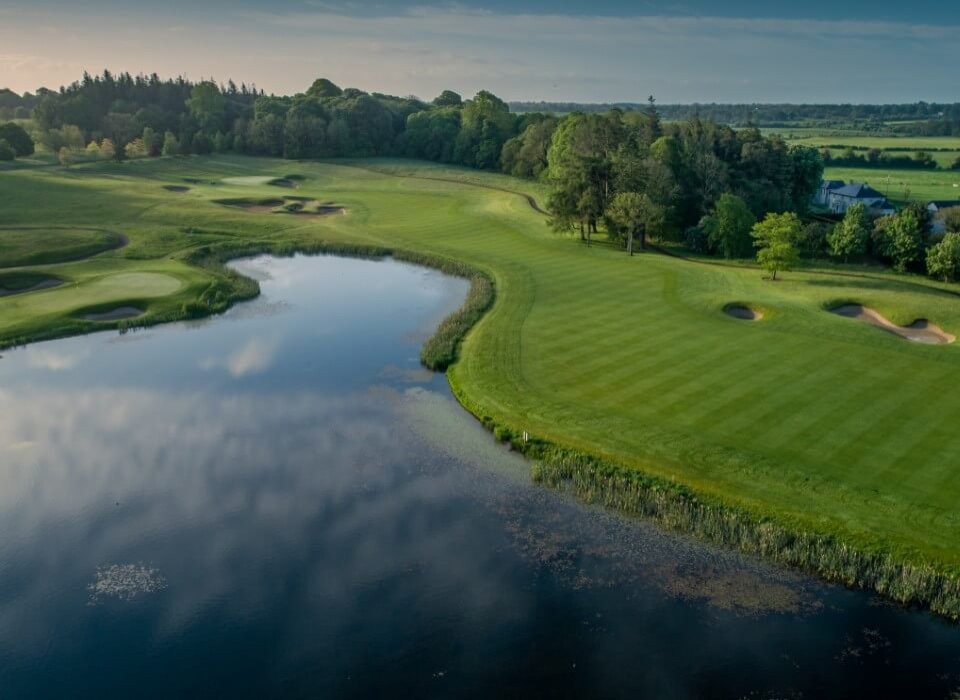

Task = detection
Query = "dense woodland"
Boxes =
[0,72,822,227]
[6,71,960,281]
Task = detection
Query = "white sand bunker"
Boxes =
[724,304,763,321]
[831,304,955,345]
[87,563,166,604]
[86,306,144,322]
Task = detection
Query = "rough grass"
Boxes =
[5,155,960,615]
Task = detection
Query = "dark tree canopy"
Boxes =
[432,90,462,107]
[0,122,34,157]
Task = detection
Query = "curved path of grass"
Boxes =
[4,155,960,614]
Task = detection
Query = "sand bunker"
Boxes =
[214,197,345,217]
[0,277,63,297]
[313,205,346,216]
[724,304,763,321]
[163,185,190,193]
[830,304,955,345]
[214,197,285,212]
[85,306,144,322]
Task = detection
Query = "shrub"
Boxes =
[0,122,34,156]
[927,233,960,282]
[0,139,14,161]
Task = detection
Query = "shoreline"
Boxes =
[3,194,960,621]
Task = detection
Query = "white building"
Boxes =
[927,200,960,234]
[815,180,895,217]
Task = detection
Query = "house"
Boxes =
[927,200,960,234]
[816,179,845,205]
[869,199,897,217]
[825,182,887,214]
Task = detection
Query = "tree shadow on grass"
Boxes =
[803,277,960,299]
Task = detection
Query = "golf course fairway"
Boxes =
[4,155,960,616]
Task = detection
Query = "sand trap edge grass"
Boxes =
[829,303,956,345]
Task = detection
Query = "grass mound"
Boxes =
[0,227,124,267]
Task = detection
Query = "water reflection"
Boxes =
[0,255,958,699]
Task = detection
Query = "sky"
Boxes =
[0,0,957,104]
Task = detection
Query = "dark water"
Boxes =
[1,255,959,699]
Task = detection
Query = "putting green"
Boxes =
[4,155,960,606]
[221,176,277,186]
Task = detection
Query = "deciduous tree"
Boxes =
[606,192,665,255]
[827,202,871,262]
[752,211,801,280]
[927,233,960,282]
[703,193,756,259]
[0,122,34,156]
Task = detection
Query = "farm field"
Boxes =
[823,166,960,203]
[5,155,960,598]
[761,128,960,168]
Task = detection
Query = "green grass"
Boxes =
[823,166,960,203]
[761,128,960,168]
[5,155,960,612]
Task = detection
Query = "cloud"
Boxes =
[0,4,956,101]
[25,347,88,371]
[199,336,279,377]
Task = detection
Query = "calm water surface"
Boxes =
[1,255,959,699]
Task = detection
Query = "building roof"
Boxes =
[927,200,960,210]
[870,199,895,212]
[832,182,884,199]
[821,179,845,190]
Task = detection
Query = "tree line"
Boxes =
[508,101,960,127]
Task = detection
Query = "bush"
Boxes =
[0,139,14,161]
[0,122,34,157]
[927,233,960,282]
[798,222,831,258]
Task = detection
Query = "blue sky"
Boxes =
[1,1,956,103]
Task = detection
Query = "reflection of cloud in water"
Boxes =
[379,364,435,384]
[199,336,279,377]
[0,385,529,654]
[26,347,88,371]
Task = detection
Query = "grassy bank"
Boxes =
[4,155,960,617]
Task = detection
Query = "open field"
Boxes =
[767,129,960,151]
[4,155,960,611]
[823,166,960,203]
[761,128,960,168]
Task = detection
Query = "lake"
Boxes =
[1,254,959,698]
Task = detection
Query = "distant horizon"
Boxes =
[3,72,959,110]
[1,1,958,103]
